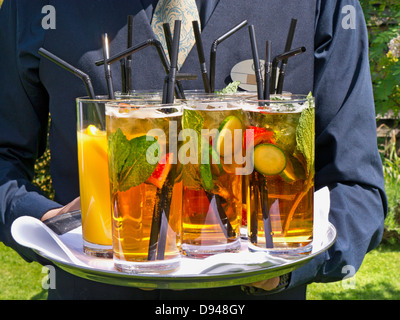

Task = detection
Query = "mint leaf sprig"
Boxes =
[109,128,159,192]
[215,81,241,94]
[283,95,315,236]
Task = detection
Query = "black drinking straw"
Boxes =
[205,192,236,239]
[38,48,105,129]
[126,15,134,93]
[257,173,273,248]
[276,18,297,94]
[270,46,306,94]
[96,39,168,71]
[263,40,272,101]
[162,76,168,104]
[209,20,248,93]
[166,20,181,104]
[248,25,263,101]
[38,48,96,99]
[163,72,198,103]
[192,20,211,93]
[155,176,174,260]
[120,58,127,94]
[162,22,173,59]
[248,178,258,244]
[95,39,184,99]
[156,213,169,260]
[102,33,115,99]
[148,188,163,261]
[148,23,182,259]
[163,75,196,103]
[148,173,174,261]
[163,22,185,99]
[176,73,198,81]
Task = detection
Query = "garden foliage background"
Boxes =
[360,0,400,242]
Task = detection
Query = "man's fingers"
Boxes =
[249,276,280,291]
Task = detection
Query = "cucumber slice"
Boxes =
[279,156,306,183]
[215,115,243,157]
[254,143,287,175]
[279,157,296,182]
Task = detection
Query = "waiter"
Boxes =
[0,0,386,299]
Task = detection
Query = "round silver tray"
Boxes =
[37,224,336,290]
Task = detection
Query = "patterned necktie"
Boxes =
[151,0,200,69]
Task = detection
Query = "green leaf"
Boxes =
[199,136,214,192]
[182,108,204,134]
[109,128,159,192]
[181,109,204,190]
[215,81,241,94]
[108,128,131,188]
[295,106,315,178]
[182,162,202,189]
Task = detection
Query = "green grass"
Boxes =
[1,241,399,300]
[307,243,400,300]
[0,243,48,300]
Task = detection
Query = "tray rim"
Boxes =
[36,223,336,290]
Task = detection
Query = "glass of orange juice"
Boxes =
[76,97,113,258]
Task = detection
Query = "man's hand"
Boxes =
[41,197,81,221]
[248,276,280,291]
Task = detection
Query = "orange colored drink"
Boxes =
[76,97,113,258]
[77,127,112,248]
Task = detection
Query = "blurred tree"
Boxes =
[33,117,55,200]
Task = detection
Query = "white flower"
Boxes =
[388,34,400,59]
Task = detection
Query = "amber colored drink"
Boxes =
[181,98,244,257]
[106,102,182,273]
[243,95,315,253]
[111,181,182,263]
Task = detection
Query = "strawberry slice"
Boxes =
[241,208,247,226]
[147,152,172,189]
[244,126,275,149]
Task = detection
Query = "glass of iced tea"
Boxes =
[242,94,315,254]
[106,101,183,273]
[76,97,113,258]
[180,95,246,258]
